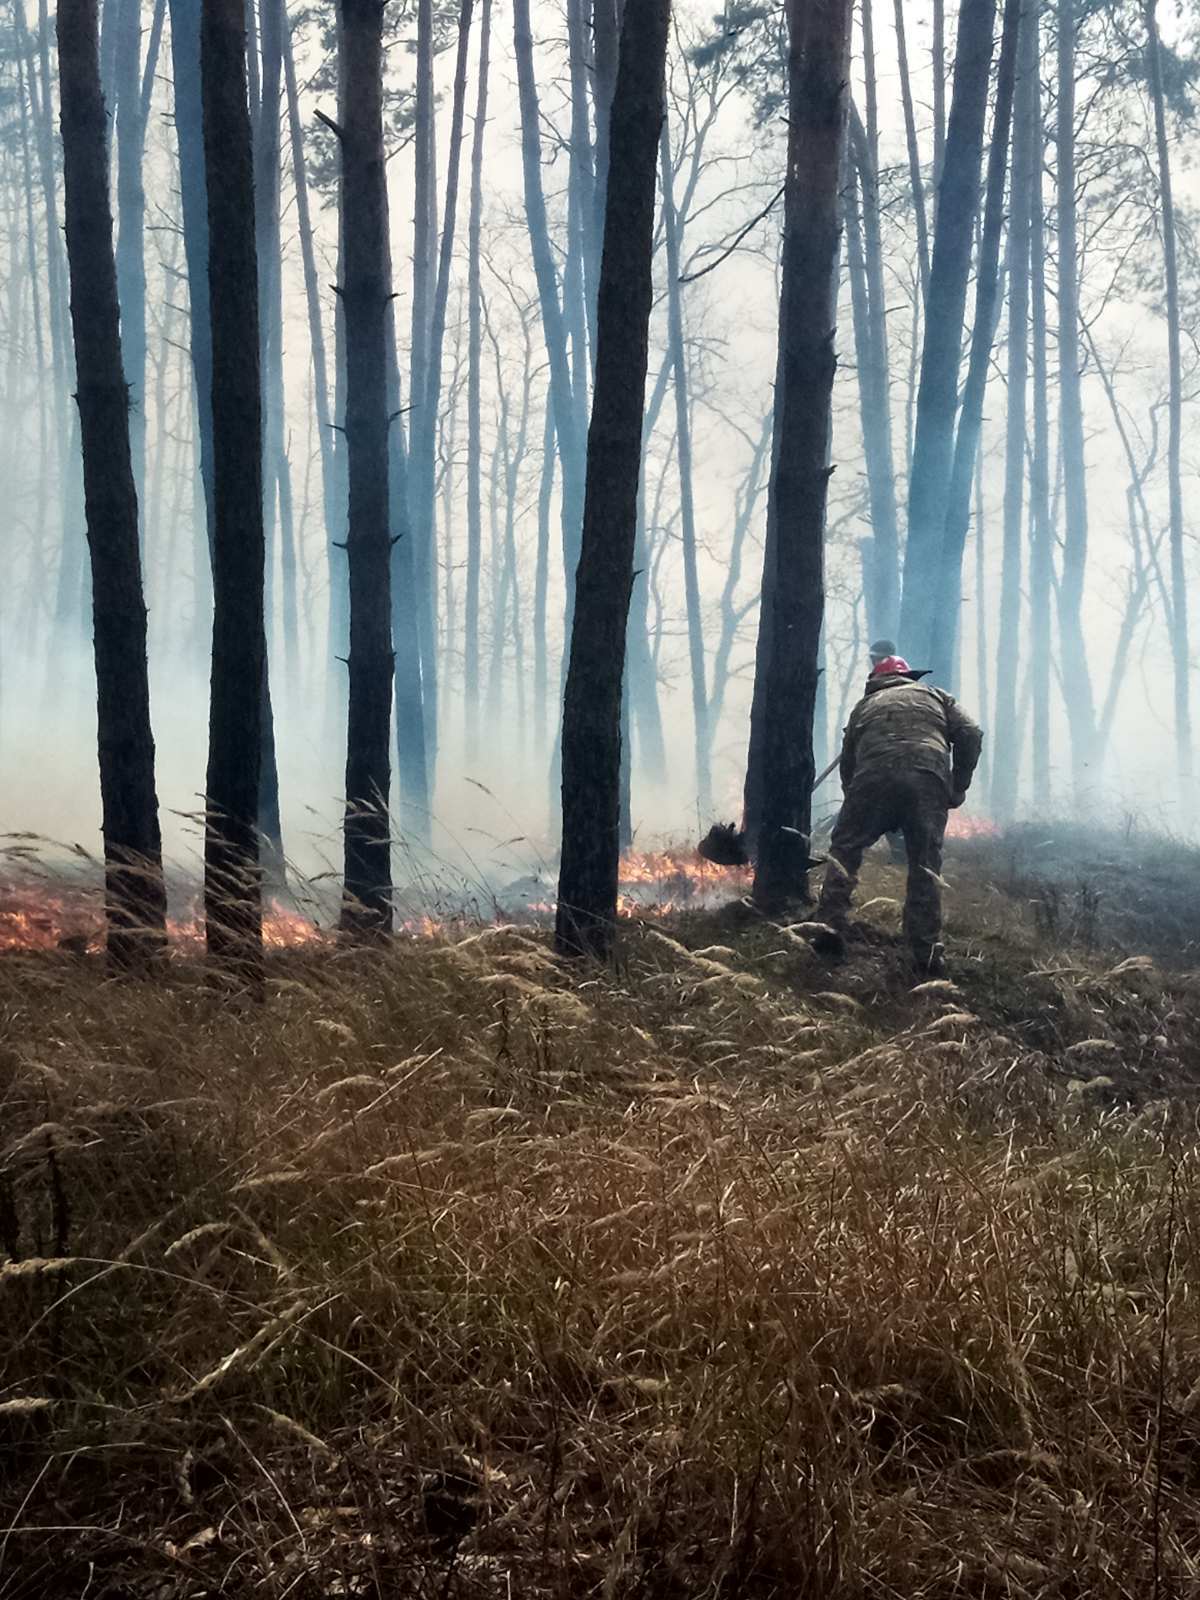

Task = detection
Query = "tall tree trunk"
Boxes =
[172,0,285,876]
[1146,0,1192,812]
[255,0,298,688]
[750,0,852,914]
[282,12,336,585]
[411,0,474,788]
[1027,5,1052,810]
[897,0,996,665]
[989,0,1031,823]
[892,0,931,300]
[201,0,265,977]
[464,0,491,759]
[554,0,669,960]
[114,0,148,528]
[591,0,618,238]
[1055,0,1098,800]
[659,117,711,819]
[409,0,440,766]
[973,442,992,799]
[566,0,599,362]
[512,0,586,658]
[384,235,432,843]
[847,107,899,637]
[327,0,394,931]
[57,0,167,967]
[931,0,1020,689]
[932,0,946,195]
[534,397,553,753]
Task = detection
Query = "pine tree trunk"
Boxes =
[409,0,439,767]
[565,0,598,363]
[332,0,394,931]
[931,0,1019,690]
[172,0,285,875]
[989,0,1031,823]
[464,0,491,760]
[846,108,899,638]
[57,0,167,968]
[892,0,931,300]
[1055,0,1098,800]
[1027,6,1052,810]
[534,398,553,752]
[659,117,711,819]
[282,12,336,586]
[897,0,996,665]
[750,0,852,915]
[200,0,265,977]
[512,0,586,662]
[554,0,669,960]
[1146,0,1193,813]
[114,0,148,528]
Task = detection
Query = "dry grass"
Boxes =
[3,849,1200,1597]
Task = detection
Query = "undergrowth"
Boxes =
[3,846,1200,1597]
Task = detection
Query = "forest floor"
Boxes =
[4,825,1200,1597]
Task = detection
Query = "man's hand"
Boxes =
[949,789,967,810]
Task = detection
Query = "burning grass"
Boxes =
[3,840,1200,1596]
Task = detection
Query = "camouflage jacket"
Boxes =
[839,675,984,796]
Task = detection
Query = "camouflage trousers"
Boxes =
[817,771,949,961]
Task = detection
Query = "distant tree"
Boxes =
[897,0,996,664]
[201,0,265,977]
[464,0,491,760]
[932,0,1020,693]
[1055,0,1099,800]
[323,0,395,934]
[748,0,853,915]
[555,0,671,960]
[57,0,167,968]
[1145,0,1192,813]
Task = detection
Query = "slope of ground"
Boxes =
[3,834,1200,1597]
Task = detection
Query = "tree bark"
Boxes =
[989,0,1031,823]
[750,0,852,915]
[512,0,586,663]
[1146,0,1193,812]
[464,0,491,760]
[409,0,440,766]
[846,106,899,638]
[897,0,996,666]
[659,116,711,819]
[555,0,669,960]
[892,0,931,300]
[931,0,1020,690]
[113,0,155,529]
[1055,0,1098,800]
[282,11,337,629]
[171,0,284,873]
[201,0,265,977]
[330,0,395,931]
[1027,4,1052,810]
[57,0,167,968]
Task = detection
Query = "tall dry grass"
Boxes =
[3,860,1200,1597]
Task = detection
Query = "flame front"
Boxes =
[0,824,1001,953]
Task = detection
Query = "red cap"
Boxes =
[871,655,911,677]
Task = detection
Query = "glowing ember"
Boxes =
[0,825,1000,953]
[0,881,325,955]
[945,812,1000,840]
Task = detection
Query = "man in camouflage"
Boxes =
[816,655,984,974]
